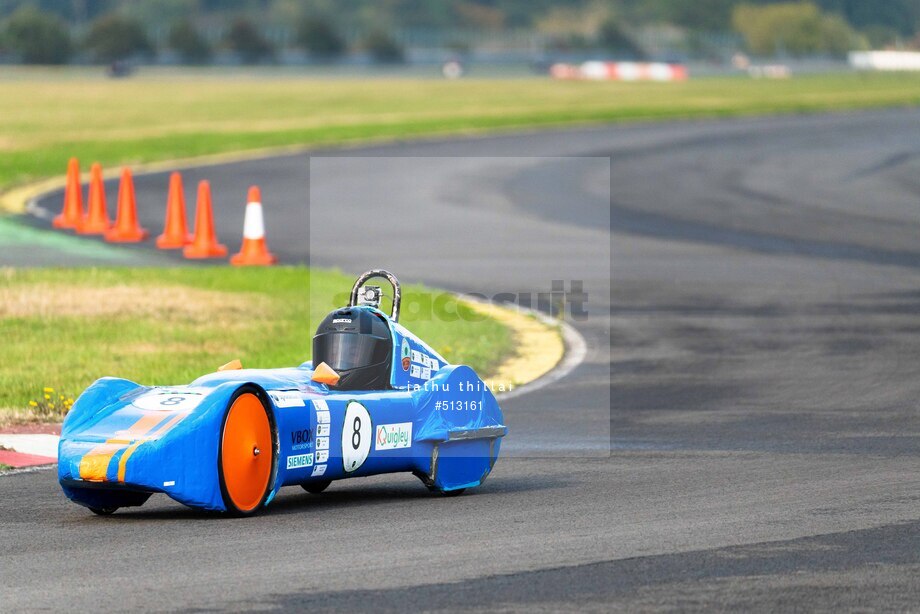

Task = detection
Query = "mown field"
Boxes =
[0,267,511,422]
[1,68,918,422]
[1,69,919,192]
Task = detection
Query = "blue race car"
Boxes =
[58,270,507,516]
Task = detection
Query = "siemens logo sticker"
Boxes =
[375,422,412,450]
[286,453,314,470]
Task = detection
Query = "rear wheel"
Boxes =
[218,388,276,516]
[89,507,118,515]
[301,480,332,494]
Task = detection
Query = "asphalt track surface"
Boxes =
[6,109,920,611]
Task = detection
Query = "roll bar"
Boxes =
[349,269,401,322]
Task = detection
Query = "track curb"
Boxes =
[459,294,586,399]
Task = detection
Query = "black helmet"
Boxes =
[313,307,393,390]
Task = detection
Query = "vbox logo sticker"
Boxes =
[375,422,412,450]
[290,429,311,451]
[291,429,310,444]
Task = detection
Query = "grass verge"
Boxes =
[0,266,512,423]
[0,71,919,195]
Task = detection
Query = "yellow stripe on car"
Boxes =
[116,412,189,483]
[77,413,170,482]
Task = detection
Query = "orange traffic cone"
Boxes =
[77,163,110,235]
[230,186,277,266]
[53,158,84,229]
[156,172,192,249]
[105,168,148,243]
[183,181,227,259]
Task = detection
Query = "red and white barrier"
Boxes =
[551,61,688,82]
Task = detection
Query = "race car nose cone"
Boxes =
[312,362,341,386]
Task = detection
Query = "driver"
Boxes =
[312,307,393,391]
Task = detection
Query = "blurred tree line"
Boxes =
[732,3,864,57]
[0,0,916,64]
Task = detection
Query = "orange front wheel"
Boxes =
[218,388,276,515]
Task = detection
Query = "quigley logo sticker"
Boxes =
[375,422,412,450]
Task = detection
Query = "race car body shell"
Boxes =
[59,356,505,512]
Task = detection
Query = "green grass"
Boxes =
[1,69,918,421]
[0,266,512,422]
[1,70,919,190]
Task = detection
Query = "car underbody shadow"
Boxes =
[91,472,567,520]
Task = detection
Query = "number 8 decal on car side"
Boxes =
[342,401,371,473]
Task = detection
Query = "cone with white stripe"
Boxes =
[230,186,276,266]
